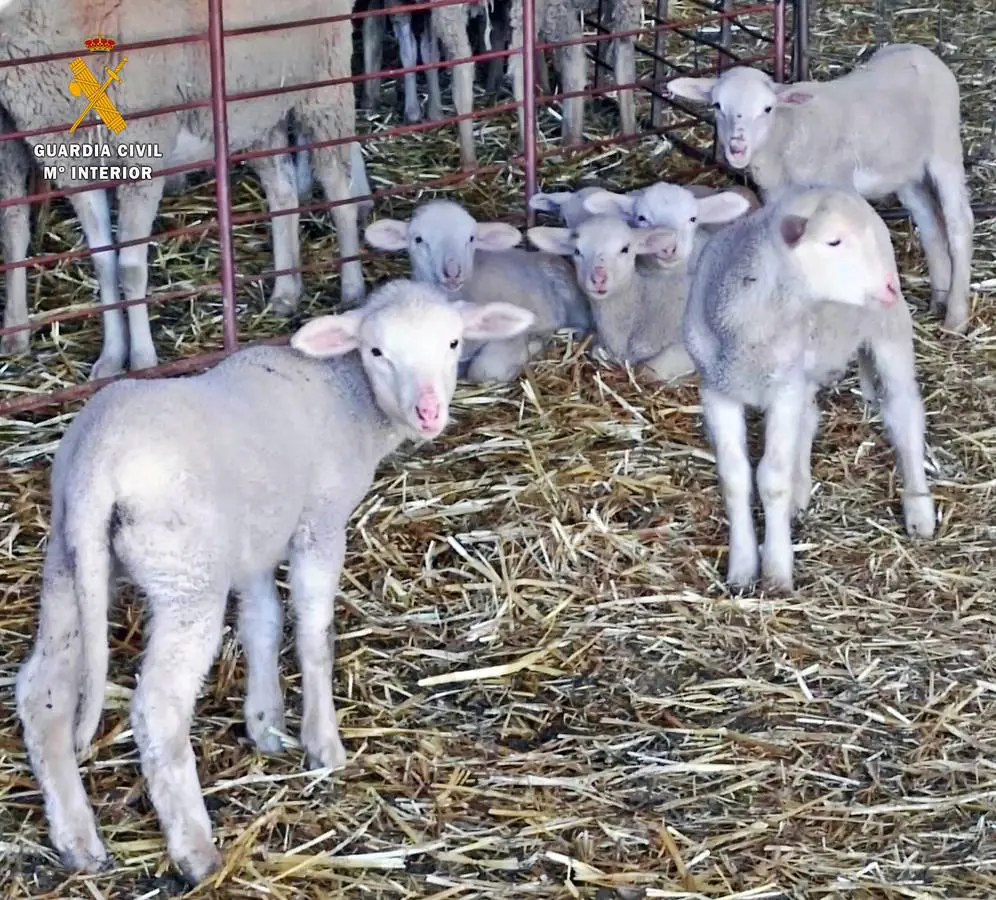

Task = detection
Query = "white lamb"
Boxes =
[527,186,610,229]
[365,199,593,382]
[683,184,936,593]
[527,213,696,382]
[582,182,757,268]
[667,43,975,332]
[14,279,533,885]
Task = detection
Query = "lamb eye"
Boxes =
[637,215,647,223]
[469,235,475,242]
[574,247,581,256]
[449,338,459,349]
[712,102,720,110]
[764,105,773,113]
[413,236,423,244]
[690,216,697,223]
[621,245,630,254]
[371,347,383,357]
[827,239,841,247]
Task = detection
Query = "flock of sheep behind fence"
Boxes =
[2,0,980,889]
[0,0,662,378]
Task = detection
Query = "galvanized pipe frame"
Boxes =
[0,0,788,417]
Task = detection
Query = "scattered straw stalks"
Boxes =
[2,2,996,898]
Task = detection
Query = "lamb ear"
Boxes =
[364,218,410,251]
[290,310,365,357]
[526,226,575,256]
[582,190,635,218]
[475,221,523,252]
[695,191,752,225]
[780,214,809,247]
[529,191,573,213]
[774,85,814,105]
[455,300,535,340]
[667,76,717,103]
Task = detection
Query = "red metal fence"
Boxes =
[0,0,789,418]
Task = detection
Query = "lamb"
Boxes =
[667,43,975,333]
[528,185,612,229]
[581,182,758,268]
[0,0,369,379]
[527,213,696,382]
[14,277,534,885]
[682,184,936,593]
[365,198,593,382]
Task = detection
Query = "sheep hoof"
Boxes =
[56,831,111,874]
[903,494,936,539]
[0,331,29,357]
[90,352,127,382]
[177,843,223,887]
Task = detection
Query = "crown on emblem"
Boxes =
[84,35,116,52]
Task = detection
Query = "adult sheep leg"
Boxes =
[0,133,31,356]
[390,4,423,123]
[306,135,365,303]
[290,526,348,770]
[556,36,588,146]
[433,6,478,168]
[756,384,807,592]
[130,594,226,885]
[116,178,168,372]
[613,34,637,135]
[867,332,936,538]
[701,387,758,589]
[896,181,952,316]
[362,4,385,111]
[420,26,445,121]
[249,134,303,316]
[238,572,287,754]
[69,189,126,380]
[15,535,109,874]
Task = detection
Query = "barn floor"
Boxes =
[1,2,995,898]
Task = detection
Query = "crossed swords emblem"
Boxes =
[68,55,129,134]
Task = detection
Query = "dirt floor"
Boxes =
[1,1,995,897]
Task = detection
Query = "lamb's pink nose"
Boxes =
[443,259,461,282]
[415,388,441,430]
[879,273,899,306]
[590,266,608,292]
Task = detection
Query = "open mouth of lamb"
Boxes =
[727,138,748,162]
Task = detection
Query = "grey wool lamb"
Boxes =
[667,43,975,332]
[682,184,936,594]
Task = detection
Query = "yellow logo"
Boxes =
[67,36,128,134]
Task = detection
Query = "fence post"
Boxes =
[772,0,786,82]
[207,0,238,352]
[522,0,538,225]
[792,0,809,81]
[650,0,669,127]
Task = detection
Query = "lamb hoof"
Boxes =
[942,310,969,335]
[302,727,347,771]
[247,709,288,755]
[0,331,29,357]
[90,352,127,381]
[903,494,936,539]
[403,103,422,125]
[177,843,223,887]
[726,544,759,590]
[56,831,111,874]
[268,290,300,318]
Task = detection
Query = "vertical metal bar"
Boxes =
[522,0,538,225]
[208,0,238,352]
[718,0,731,73]
[773,0,786,82]
[650,0,669,128]
[792,0,809,81]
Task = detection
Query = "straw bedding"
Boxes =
[1,1,995,897]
